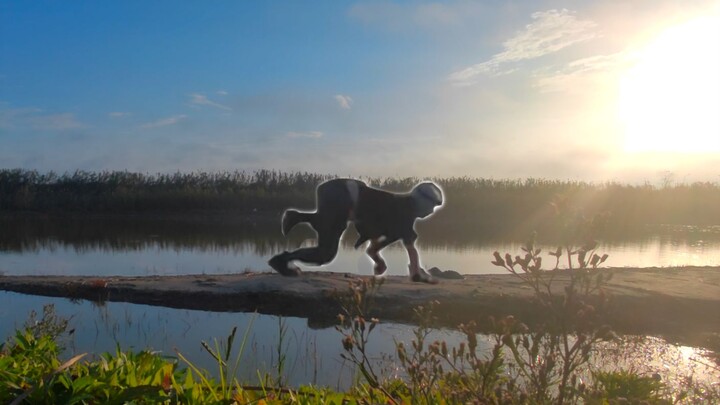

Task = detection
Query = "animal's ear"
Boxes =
[413,182,443,207]
[412,182,443,218]
[428,183,443,206]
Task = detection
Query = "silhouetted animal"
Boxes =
[268,178,443,282]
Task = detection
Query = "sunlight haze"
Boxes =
[619,12,720,154]
[1,1,719,182]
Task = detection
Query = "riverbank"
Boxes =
[1,266,719,346]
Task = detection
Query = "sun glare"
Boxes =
[619,13,720,153]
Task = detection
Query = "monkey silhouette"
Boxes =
[268,178,443,283]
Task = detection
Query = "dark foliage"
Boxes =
[2,169,720,232]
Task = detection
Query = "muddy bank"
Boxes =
[1,267,719,342]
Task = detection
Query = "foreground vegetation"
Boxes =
[3,169,720,232]
[4,303,715,404]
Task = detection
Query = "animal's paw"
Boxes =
[410,267,439,284]
[373,262,388,276]
[268,253,302,277]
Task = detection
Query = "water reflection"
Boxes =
[2,215,720,276]
[0,292,716,390]
[0,292,465,390]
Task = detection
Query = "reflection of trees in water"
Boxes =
[0,215,293,256]
[2,215,720,255]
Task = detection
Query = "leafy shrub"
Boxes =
[0,309,354,404]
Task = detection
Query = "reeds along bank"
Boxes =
[2,169,719,229]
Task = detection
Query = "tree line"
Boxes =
[2,169,719,230]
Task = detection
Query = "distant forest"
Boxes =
[1,169,719,232]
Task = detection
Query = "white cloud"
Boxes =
[109,111,132,118]
[334,94,353,110]
[533,51,633,92]
[216,90,228,96]
[0,106,85,130]
[30,113,86,130]
[0,107,41,128]
[286,131,324,139]
[140,115,187,129]
[448,9,598,85]
[189,93,231,111]
[564,52,631,74]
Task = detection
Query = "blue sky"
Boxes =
[1,1,718,182]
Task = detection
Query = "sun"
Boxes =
[618,13,720,153]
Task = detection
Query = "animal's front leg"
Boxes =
[404,241,420,275]
[366,238,388,275]
[404,241,437,284]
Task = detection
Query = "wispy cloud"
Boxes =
[216,90,228,96]
[0,106,86,130]
[140,114,187,129]
[0,107,41,128]
[448,9,598,85]
[286,131,324,139]
[189,93,231,111]
[108,111,132,118]
[31,113,86,130]
[334,94,353,110]
[533,51,633,92]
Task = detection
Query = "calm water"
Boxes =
[0,292,716,390]
[1,215,719,388]
[1,215,720,277]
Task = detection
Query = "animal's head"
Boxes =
[411,181,444,218]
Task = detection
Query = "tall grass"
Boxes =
[0,169,326,213]
[2,169,720,230]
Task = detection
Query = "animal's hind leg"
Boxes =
[270,179,354,276]
[284,220,345,266]
[268,251,302,276]
[283,179,354,236]
[282,210,315,236]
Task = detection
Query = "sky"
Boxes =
[1,0,719,183]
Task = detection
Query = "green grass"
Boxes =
[3,308,717,404]
[0,324,374,404]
